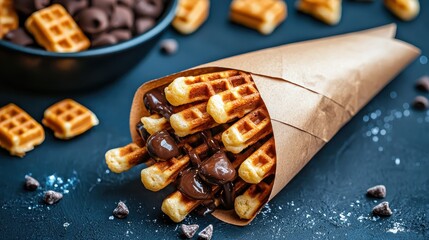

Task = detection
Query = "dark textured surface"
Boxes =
[0,1,428,239]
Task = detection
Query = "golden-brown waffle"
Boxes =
[238,137,275,184]
[384,0,420,21]
[42,99,99,139]
[230,0,287,35]
[0,104,45,157]
[172,0,210,34]
[207,83,261,124]
[25,4,90,52]
[165,70,252,106]
[296,0,342,25]
[170,102,219,137]
[234,180,273,219]
[105,143,151,173]
[0,0,18,38]
[140,114,170,135]
[222,106,272,154]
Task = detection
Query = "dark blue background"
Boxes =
[0,0,428,239]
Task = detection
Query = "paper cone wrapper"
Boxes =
[129,24,420,226]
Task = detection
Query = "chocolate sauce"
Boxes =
[198,151,236,185]
[136,122,150,143]
[143,88,173,119]
[146,130,180,161]
[200,130,220,152]
[195,200,217,216]
[177,169,211,200]
[221,182,234,210]
[188,149,202,166]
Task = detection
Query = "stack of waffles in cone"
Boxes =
[106,70,277,222]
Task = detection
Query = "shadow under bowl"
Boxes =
[0,0,178,92]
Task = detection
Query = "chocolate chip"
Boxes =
[43,190,63,205]
[76,8,109,35]
[110,6,134,29]
[5,29,34,46]
[110,29,132,42]
[92,33,118,47]
[372,201,392,217]
[413,96,429,110]
[198,224,213,240]
[118,0,134,7]
[135,17,155,34]
[366,185,386,198]
[160,39,178,55]
[135,0,163,18]
[113,201,129,219]
[53,0,88,16]
[180,224,199,239]
[14,0,50,16]
[416,76,429,92]
[92,0,116,16]
[24,175,40,191]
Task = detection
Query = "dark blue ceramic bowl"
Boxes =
[0,0,177,92]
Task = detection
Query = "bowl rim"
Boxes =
[0,0,178,58]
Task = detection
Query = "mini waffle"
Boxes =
[238,137,275,184]
[296,0,342,25]
[384,0,420,21]
[0,104,45,157]
[165,70,252,106]
[0,0,18,38]
[207,83,261,124]
[222,106,272,154]
[172,0,210,34]
[42,99,98,139]
[140,114,170,135]
[105,143,151,173]
[234,180,273,219]
[25,4,90,52]
[230,0,287,34]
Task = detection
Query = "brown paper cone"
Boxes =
[129,24,420,226]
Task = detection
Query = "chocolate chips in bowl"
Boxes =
[0,0,178,91]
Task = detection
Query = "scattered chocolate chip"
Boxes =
[110,6,134,29]
[14,0,50,16]
[4,28,34,46]
[160,39,178,55]
[198,224,213,240]
[366,185,386,198]
[53,0,88,16]
[110,29,132,42]
[416,76,429,92]
[113,201,129,219]
[24,175,40,191]
[92,0,116,16]
[413,96,429,110]
[135,17,155,34]
[43,190,63,205]
[76,7,110,35]
[180,224,199,239]
[135,0,164,18]
[92,33,118,47]
[372,201,392,217]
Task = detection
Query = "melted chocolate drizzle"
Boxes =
[177,168,211,200]
[146,130,180,161]
[136,122,150,144]
[143,88,173,119]
[221,182,234,210]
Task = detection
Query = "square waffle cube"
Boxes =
[172,0,210,34]
[0,104,45,157]
[0,0,18,39]
[296,0,342,25]
[25,4,90,52]
[230,0,287,35]
[42,99,99,139]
